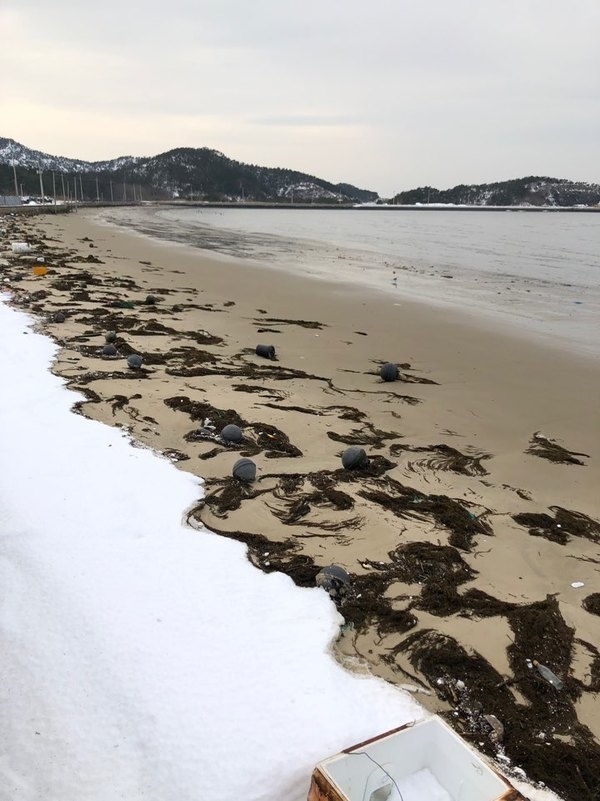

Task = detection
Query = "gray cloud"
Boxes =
[2,0,599,195]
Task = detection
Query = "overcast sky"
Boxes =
[2,0,599,196]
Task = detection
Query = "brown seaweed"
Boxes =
[512,507,600,545]
[527,432,589,465]
[389,442,491,477]
[359,480,492,551]
[582,593,600,617]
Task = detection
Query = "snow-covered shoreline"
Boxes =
[0,297,427,799]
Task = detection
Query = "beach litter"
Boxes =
[570,581,585,588]
[11,242,33,254]
[341,446,369,470]
[221,423,243,443]
[533,660,564,690]
[255,343,276,359]
[232,457,257,483]
[315,565,350,602]
[379,361,399,382]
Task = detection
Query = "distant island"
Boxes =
[1,137,599,208]
[392,176,600,208]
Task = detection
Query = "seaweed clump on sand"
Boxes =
[254,317,326,330]
[166,397,302,458]
[389,443,491,477]
[526,432,589,465]
[359,478,492,551]
[165,396,245,429]
[268,479,355,525]
[512,506,600,545]
[393,596,600,801]
[184,514,322,587]
[358,543,514,620]
[193,476,274,518]
[582,593,600,617]
[389,542,475,616]
[340,572,417,636]
[326,423,399,448]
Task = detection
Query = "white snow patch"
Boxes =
[0,297,423,800]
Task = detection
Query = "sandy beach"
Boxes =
[2,207,599,801]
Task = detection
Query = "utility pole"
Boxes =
[52,171,57,210]
[60,172,66,201]
[79,174,84,201]
[73,175,77,202]
[38,165,45,201]
[110,180,114,203]
[123,182,127,201]
[95,176,100,202]
[12,161,19,198]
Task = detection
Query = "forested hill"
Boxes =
[392,177,600,207]
[0,137,378,203]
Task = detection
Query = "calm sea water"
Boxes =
[100,206,600,357]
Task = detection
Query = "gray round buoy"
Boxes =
[105,331,117,343]
[221,424,243,443]
[102,343,117,357]
[256,344,276,359]
[316,565,350,601]
[232,457,256,483]
[341,446,368,470]
[145,294,157,305]
[380,362,399,382]
[127,353,143,369]
[53,312,66,323]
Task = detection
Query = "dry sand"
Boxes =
[2,207,599,801]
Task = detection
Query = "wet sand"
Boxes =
[2,208,599,801]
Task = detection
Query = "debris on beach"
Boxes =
[512,506,600,545]
[379,361,399,382]
[582,593,600,616]
[220,423,243,443]
[232,457,257,483]
[4,210,600,801]
[315,565,351,602]
[341,446,369,470]
[526,431,589,465]
[255,343,276,359]
[389,442,491,477]
[127,353,144,369]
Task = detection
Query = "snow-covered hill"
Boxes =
[0,137,378,203]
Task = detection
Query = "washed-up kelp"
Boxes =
[526,432,589,465]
